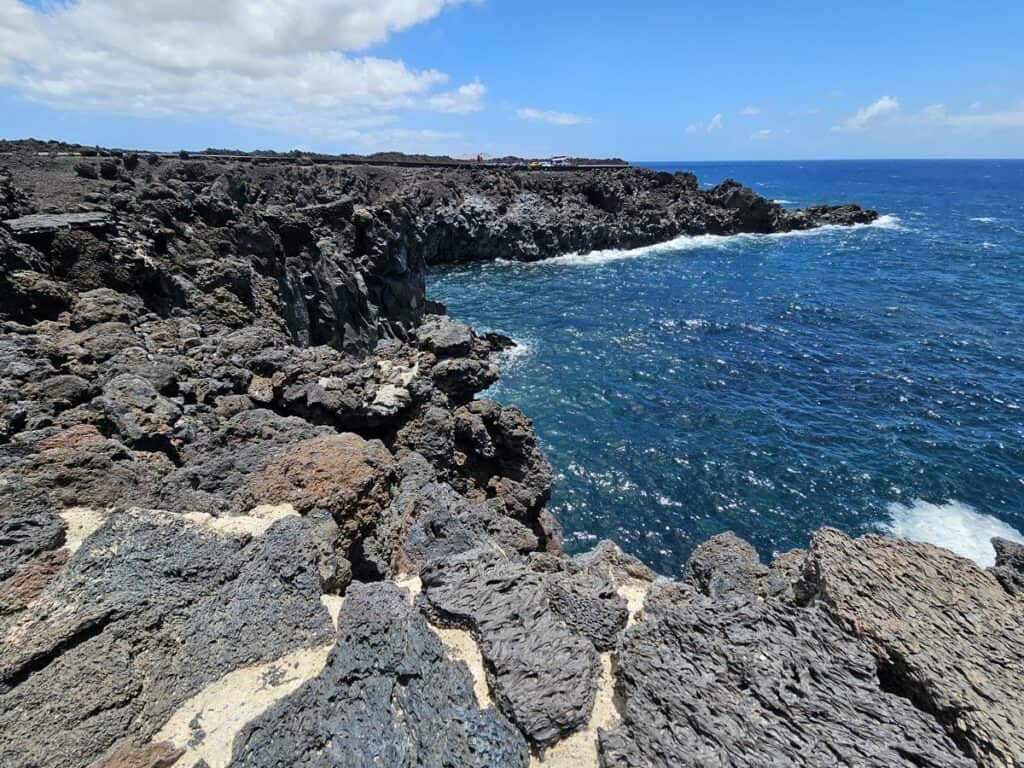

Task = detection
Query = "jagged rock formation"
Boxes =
[0,142,1018,768]
[227,582,530,768]
[798,529,1024,767]
[991,537,1024,596]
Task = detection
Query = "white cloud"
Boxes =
[831,95,900,132]
[0,0,480,142]
[739,105,761,116]
[917,103,1024,131]
[831,95,1024,136]
[516,107,592,126]
[750,128,790,140]
[686,113,723,136]
[428,80,486,114]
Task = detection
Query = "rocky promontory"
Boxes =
[1,142,1019,768]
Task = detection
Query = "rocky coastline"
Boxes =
[1,142,1020,768]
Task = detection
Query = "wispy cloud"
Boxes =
[739,105,762,116]
[750,128,791,140]
[832,95,1024,135]
[686,113,724,136]
[831,96,900,132]
[916,103,1024,131]
[516,107,593,126]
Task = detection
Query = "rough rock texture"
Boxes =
[800,529,1024,767]
[419,547,601,748]
[227,582,529,767]
[4,141,1000,768]
[600,594,973,767]
[0,509,336,768]
[990,536,1024,596]
[683,531,768,600]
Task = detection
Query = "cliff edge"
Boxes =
[1,145,1018,768]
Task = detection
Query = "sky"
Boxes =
[1,0,1022,160]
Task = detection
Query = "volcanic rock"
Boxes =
[799,528,1024,767]
[600,593,972,767]
[990,536,1024,596]
[227,582,529,768]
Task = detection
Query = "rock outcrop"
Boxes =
[227,582,530,768]
[798,529,1024,767]
[0,141,1016,768]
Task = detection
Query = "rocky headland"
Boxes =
[1,142,1020,768]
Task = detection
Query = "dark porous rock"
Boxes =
[540,565,628,652]
[390,452,538,576]
[805,202,879,226]
[0,167,33,219]
[800,528,1024,767]
[0,508,336,768]
[159,409,328,514]
[419,547,600,748]
[227,582,529,768]
[765,547,807,602]
[0,548,69,616]
[990,536,1024,596]
[416,314,474,357]
[683,531,768,600]
[96,373,182,455]
[0,269,74,322]
[599,594,972,768]
[641,577,697,616]
[74,161,99,180]
[12,424,162,510]
[449,400,553,526]
[707,179,787,233]
[99,158,121,181]
[0,475,67,580]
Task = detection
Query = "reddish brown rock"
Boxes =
[0,549,69,615]
[93,742,183,768]
[246,433,394,540]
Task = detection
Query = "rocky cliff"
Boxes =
[1,145,1020,768]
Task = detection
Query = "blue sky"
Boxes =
[1,0,1022,159]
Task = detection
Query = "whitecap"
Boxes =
[970,216,998,223]
[497,337,531,367]
[882,498,1024,567]
[773,199,795,204]
[536,214,904,267]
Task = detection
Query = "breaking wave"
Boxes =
[539,215,903,267]
[883,499,1024,567]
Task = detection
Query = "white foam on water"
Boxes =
[970,216,998,223]
[495,336,533,373]
[773,199,795,204]
[883,498,1024,568]
[538,214,904,267]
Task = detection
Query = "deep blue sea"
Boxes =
[430,160,1024,575]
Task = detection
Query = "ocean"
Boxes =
[429,160,1024,575]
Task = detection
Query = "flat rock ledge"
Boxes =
[1,143,1017,768]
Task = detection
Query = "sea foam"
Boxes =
[883,498,1024,568]
[539,215,903,267]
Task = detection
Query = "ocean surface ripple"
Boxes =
[431,160,1024,573]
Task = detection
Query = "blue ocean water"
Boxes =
[430,160,1024,575]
